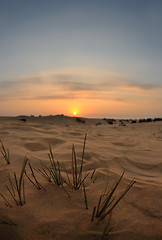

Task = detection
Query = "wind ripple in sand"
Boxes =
[0,131,9,135]
[0,117,162,240]
[126,158,162,172]
[24,138,65,151]
[43,138,65,146]
[68,131,84,136]
[36,221,100,240]
[24,142,48,151]
[111,141,136,147]
[112,156,162,180]
[129,201,162,219]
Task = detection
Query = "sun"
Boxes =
[73,111,77,116]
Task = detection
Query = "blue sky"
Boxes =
[0,0,162,117]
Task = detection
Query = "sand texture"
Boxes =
[0,116,162,240]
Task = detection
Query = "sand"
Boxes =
[0,116,162,240]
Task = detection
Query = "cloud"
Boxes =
[0,68,161,102]
[126,82,161,91]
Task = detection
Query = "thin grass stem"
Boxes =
[91,206,96,222]
[5,158,28,206]
[34,167,52,182]
[0,139,10,164]
[102,213,113,239]
[25,162,46,190]
[90,169,96,179]
[0,193,12,207]
[6,185,19,205]
[83,184,88,209]
[78,134,87,184]
[8,174,15,196]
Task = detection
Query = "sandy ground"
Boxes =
[0,116,162,240]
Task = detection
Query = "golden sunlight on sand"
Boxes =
[0,116,162,240]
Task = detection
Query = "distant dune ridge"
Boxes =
[0,115,162,240]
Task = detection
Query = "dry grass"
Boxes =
[0,133,136,239]
[5,158,28,206]
[25,161,46,191]
[92,172,136,223]
[64,134,89,190]
[48,144,63,185]
[0,139,10,164]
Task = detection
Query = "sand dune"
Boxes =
[0,116,162,240]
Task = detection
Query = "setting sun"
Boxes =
[73,111,77,116]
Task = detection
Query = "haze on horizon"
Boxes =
[0,0,162,118]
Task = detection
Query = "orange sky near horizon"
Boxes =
[1,95,161,119]
[0,68,162,118]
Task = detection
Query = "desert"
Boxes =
[0,115,162,240]
[1,1,162,239]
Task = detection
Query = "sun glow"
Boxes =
[73,111,77,116]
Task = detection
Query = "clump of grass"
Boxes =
[35,135,88,193]
[92,172,135,223]
[48,145,70,197]
[62,134,89,190]
[69,134,89,190]
[25,161,46,191]
[0,139,10,164]
[5,157,28,206]
[48,144,63,185]
[35,146,63,186]
[34,149,70,197]
[34,163,52,183]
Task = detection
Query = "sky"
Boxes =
[0,0,162,118]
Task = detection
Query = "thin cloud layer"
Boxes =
[0,69,161,103]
